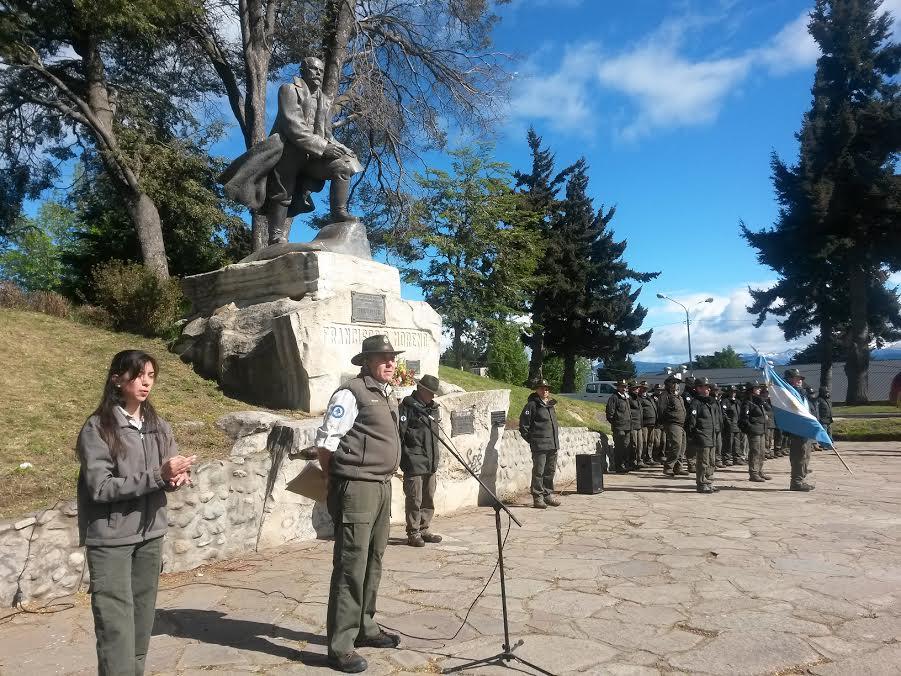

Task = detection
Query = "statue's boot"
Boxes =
[267,203,291,245]
[328,176,357,223]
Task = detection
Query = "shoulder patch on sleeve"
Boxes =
[329,404,345,419]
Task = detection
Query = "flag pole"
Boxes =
[827,444,854,475]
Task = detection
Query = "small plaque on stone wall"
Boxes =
[491,410,506,426]
[351,292,386,324]
[451,410,475,436]
[406,360,421,374]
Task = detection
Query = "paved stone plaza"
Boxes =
[2,442,900,675]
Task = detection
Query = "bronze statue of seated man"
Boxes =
[220,56,363,246]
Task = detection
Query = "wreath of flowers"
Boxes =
[392,360,417,387]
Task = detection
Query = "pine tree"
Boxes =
[404,145,543,368]
[513,127,576,384]
[541,160,658,392]
[743,0,901,400]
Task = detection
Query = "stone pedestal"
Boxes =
[176,251,441,413]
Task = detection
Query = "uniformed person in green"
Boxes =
[711,383,724,468]
[686,377,718,493]
[519,379,561,508]
[628,380,644,469]
[316,335,404,673]
[650,384,666,464]
[399,374,442,547]
[720,385,739,466]
[762,386,775,459]
[817,386,834,439]
[639,381,658,466]
[784,368,815,491]
[740,381,771,482]
[606,379,632,473]
[682,377,698,473]
[657,375,688,476]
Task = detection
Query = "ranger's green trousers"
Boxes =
[87,536,163,676]
[327,477,391,658]
[663,423,686,471]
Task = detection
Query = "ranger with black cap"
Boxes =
[519,378,561,508]
[720,385,738,466]
[762,385,775,459]
[628,380,644,469]
[817,386,833,439]
[682,377,698,472]
[711,383,724,468]
[740,381,771,482]
[606,379,633,473]
[639,381,658,466]
[399,374,443,547]
[784,368,815,491]
[658,375,688,476]
[685,377,718,493]
[315,334,405,672]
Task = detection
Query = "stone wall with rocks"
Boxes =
[0,393,604,607]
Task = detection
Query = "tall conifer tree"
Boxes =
[542,160,658,392]
[513,127,575,384]
[743,0,901,401]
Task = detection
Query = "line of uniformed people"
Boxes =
[604,371,830,493]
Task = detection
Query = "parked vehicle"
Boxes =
[559,381,616,404]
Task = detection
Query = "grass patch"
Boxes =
[832,403,899,415]
[438,365,610,434]
[0,308,303,519]
[832,416,901,441]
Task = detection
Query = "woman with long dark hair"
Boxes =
[77,350,196,675]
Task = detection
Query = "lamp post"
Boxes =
[656,294,714,374]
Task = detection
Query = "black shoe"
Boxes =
[697,485,713,494]
[421,532,442,543]
[749,475,766,482]
[790,482,814,492]
[722,459,733,467]
[355,630,400,649]
[674,467,689,476]
[407,534,425,547]
[616,467,629,474]
[328,652,368,673]
[709,485,719,492]
[761,473,772,481]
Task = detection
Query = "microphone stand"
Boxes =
[407,405,554,676]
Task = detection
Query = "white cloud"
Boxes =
[756,10,819,74]
[597,47,752,141]
[508,43,600,132]
[636,283,810,363]
[508,2,901,141]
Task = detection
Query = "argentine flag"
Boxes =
[756,355,834,448]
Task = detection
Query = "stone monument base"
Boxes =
[175,250,441,413]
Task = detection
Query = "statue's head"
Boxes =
[301,56,325,90]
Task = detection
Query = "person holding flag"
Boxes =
[755,357,834,492]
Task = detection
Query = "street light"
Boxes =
[656,294,714,373]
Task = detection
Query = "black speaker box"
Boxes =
[575,453,604,494]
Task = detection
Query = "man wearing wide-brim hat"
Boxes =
[315,334,405,672]
[398,374,443,546]
[605,379,633,473]
[519,378,561,508]
[658,374,688,476]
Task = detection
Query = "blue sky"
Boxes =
[36,0,899,363]
[208,0,900,363]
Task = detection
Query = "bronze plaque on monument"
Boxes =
[351,292,386,324]
[451,410,475,437]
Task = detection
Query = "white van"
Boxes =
[560,381,616,404]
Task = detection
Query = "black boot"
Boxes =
[329,176,356,222]
[266,203,291,245]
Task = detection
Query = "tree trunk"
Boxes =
[527,325,544,386]
[819,321,833,391]
[125,191,169,280]
[251,212,268,251]
[453,324,464,369]
[562,351,576,393]
[844,262,870,403]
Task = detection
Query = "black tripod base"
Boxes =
[443,644,555,675]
